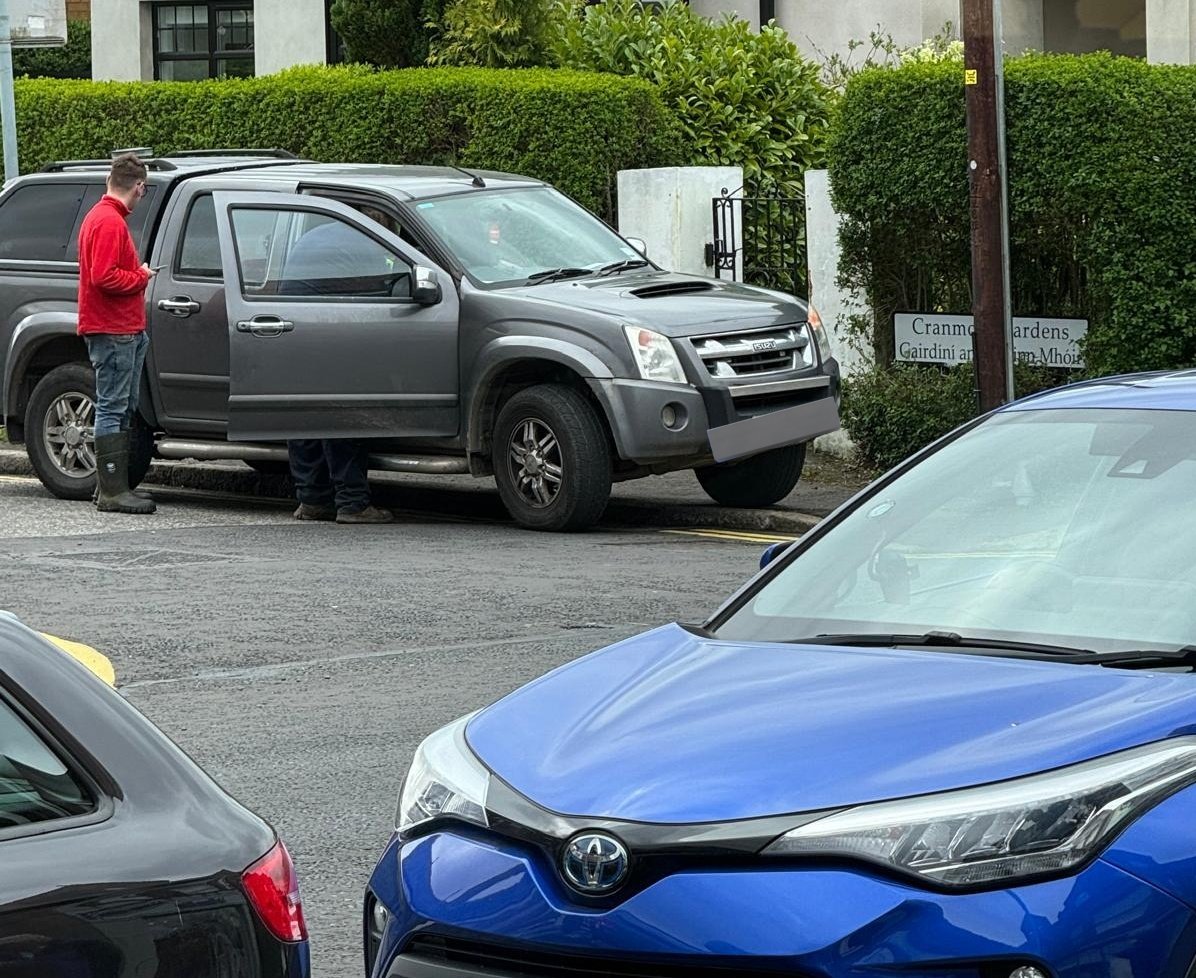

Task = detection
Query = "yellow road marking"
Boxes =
[41,633,116,687]
[662,529,797,545]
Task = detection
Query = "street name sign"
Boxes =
[894,312,1087,369]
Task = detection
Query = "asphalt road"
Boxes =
[0,472,787,977]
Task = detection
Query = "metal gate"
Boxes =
[708,186,808,296]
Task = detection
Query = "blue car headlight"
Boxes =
[765,738,1196,887]
[397,715,490,836]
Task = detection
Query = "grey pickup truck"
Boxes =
[0,150,840,531]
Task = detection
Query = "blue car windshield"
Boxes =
[718,408,1196,655]
[412,187,643,286]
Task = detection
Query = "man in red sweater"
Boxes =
[77,154,157,514]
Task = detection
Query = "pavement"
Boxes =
[0,443,869,536]
[0,447,869,976]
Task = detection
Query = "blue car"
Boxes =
[366,371,1196,978]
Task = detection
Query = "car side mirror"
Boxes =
[760,542,789,570]
[413,266,442,306]
[626,236,648,258]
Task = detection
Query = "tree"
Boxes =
[329,0,446,68]
[427,0,557,68]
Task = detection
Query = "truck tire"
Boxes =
[25,363,154,501]
[493,384,612,532]
[695,443,807,508]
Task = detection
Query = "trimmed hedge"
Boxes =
[13,19,90,79]
[829,53,1196,378]
[4,65,683,220]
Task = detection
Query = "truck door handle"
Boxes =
[158,296,201,317]
[237,316,295,337]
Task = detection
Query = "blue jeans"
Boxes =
[85,331,149,439]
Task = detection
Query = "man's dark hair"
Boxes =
[109,154,147,192]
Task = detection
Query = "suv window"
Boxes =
[230,206,412,299]
[177,194,222,278]
[0,697,93,829]
[0,184,88,262]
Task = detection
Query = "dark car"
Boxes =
[0,150,839,531]
[0,611,310,977]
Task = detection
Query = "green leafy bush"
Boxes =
[551,0,830,195]
[329,0,445,68]
[829,53,1196,377]
[5,66,682,221]
[13,19,90,79]
[842,363,1063,471]
[429,0,557,67]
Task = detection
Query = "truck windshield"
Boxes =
[716,408,1196,656]
[412,187,644,286]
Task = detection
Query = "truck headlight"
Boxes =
[806,306,832,363]
[765,738,1196,887]
[624,326,688,385]
[397,714,490,835]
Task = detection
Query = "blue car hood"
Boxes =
[466,624,1196,823]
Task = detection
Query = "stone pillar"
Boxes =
[617,166,743,279]
[1147,0,1196,63]
[254,0,328,75]
[687,0,758,28]
[806,168,868,458]
[90,0,152,80]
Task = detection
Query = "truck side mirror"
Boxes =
[626,236,648,258]
[413,266,442,306]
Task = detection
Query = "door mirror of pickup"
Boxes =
[760,542,790,570]
[626,236,649,258]
[412,266,442,306]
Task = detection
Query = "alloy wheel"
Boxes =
[42,392,96,479]
[507,417,563,509]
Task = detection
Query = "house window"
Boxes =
[1042,0,1146,58]
[153,3,254,80]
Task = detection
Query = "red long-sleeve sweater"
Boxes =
[76,195,150,336]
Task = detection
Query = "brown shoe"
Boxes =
[294,503,336,522]
[336,505,395,525]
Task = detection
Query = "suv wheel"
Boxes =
[25,363,154,501]
[695,443,807,508]
[493,384,612,532]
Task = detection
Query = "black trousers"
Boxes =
[287,440,370,514]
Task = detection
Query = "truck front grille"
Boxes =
[692,325,813,379]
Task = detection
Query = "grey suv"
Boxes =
[0,151,840,531]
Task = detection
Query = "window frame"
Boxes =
[0,182,89,265]
[0,680,112,844]
[174,192,225,282]
[227,202,419,305]
[152,1,255,82]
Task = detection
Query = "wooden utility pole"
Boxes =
[962,0,1012,411]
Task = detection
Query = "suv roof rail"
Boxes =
[40,158,180,173]
[163,148,299,160]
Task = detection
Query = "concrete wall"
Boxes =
[90,0,151,80]
[617,167,743,279]
[1147,0,1196,61]
[255,0,326,75]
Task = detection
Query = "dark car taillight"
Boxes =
[242,840,308,943]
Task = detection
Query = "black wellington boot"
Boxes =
[94,432,156,515]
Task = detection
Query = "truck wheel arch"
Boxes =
[467,341,618,468]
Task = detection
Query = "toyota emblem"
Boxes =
[561,833,630,894]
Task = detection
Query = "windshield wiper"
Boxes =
[787,631,1097,658]
[525,267,593,285]
[1071,646,1196,670]
[597,259,650,277]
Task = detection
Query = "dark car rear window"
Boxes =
[0,184,88,263]
[0,697,93,829]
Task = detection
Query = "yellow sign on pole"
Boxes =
[965,69,979,85]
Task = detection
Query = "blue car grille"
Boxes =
[403,936,804,976]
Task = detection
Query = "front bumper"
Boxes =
[367,830,1196,978]
[589,357,841,467]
